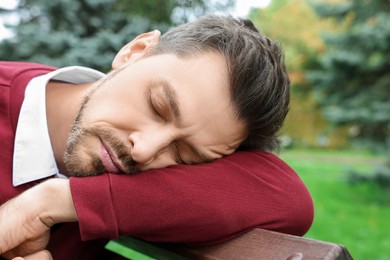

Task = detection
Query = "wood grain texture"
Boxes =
[113,228,353,260]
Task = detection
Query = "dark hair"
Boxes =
[149,15,290,152]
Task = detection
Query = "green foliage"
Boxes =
[249,0,350,148]
[308,0,390,152]
[0,0,234,72]
[308,0,390,185]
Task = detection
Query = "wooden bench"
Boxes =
[104,228,353,259]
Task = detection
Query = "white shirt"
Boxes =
[13,66,105,186]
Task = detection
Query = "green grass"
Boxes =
[280,148,389,259]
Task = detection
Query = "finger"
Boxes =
[1,231,50,260]
[12,250,52,260]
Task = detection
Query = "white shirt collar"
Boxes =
[13,66,105,186]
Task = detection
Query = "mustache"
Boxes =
[86,126,139,174]
[85,126,139,174]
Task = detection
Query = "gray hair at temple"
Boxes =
[148,15,290,152]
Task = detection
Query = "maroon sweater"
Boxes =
[0,61,314,259]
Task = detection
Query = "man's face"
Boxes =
[63,52,246,177]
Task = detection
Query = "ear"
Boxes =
[112,30,161,70]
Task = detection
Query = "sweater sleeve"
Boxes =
[70,150,313,245]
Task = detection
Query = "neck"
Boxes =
[46,80,92,173]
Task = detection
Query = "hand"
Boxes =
[8,250,52,260]
[0,179,77,258]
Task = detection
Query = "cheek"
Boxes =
[82,92,134,126]
[80,82,153,131]
[81,103,151,138]
[67,128,101,157]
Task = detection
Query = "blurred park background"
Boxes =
[1,0,389,258]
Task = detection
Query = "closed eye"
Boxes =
[148,88,165,120]
[173,142,186,165]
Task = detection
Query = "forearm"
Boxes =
[72,150,313,244]
[39,178,78,225]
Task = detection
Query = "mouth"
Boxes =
[100,140,126,174]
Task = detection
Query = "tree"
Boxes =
[250,0,347,148]
[0,0,234,72]
[308,0,390,184]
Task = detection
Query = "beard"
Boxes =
[63,124,138,177]
[62,72,138,177]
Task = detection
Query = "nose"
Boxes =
[128,129,174,165]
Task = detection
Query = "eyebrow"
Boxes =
[159,78,181,120]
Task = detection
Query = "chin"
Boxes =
[63,151,106,177]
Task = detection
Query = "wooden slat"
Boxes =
[162,229,353,260]
[111,228,353,260]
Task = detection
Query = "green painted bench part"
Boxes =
[105,228,353,260]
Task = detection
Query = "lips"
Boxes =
[100,142,125,173]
